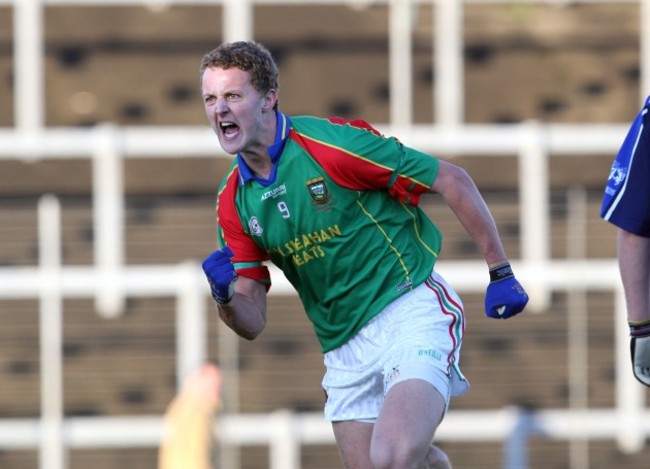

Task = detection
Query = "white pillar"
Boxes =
[389,0,413,126]
[434,0,463,125]
[14,0,44,131]
[223,0,253,42]
[270,410,300,469]
[38,195,66,469]
[92,124,125,317]
[518,121,550,311]
[176,261,208,389]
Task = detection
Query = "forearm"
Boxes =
[440,166,528,319]
[436,166,508,266]
[218,294,266,339]
[202,247,268,339]
[617,229,650,322]
[216,276,267,340]
[456,194,508,267]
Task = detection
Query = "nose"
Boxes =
[215,97,228,115]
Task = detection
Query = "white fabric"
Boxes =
[322,271,469,422]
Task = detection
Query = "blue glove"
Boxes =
[202,247,238,304]
[484,263,528,319]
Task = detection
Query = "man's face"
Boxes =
[201,67,275,155]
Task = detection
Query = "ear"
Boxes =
[263,89,278,110]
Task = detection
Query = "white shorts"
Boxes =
[322,270,469,422]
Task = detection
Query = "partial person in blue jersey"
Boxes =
[601,95,650,387]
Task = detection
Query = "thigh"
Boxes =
[372,379,447,462]
[332,420,374,469]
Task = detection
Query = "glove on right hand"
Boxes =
[484,263,528,319]
[630,320,650,387]
[202,247,238,304]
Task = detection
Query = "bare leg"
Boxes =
[332,420,374,469]
[424,445,452,469]
[370,380,448,469]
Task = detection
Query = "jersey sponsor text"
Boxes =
[270,225,341,266]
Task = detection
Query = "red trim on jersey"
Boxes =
[217,167,271,287]
[290,119,429,206]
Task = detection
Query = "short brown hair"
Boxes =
[200,41,279,97]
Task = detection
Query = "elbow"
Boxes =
[432,160,475,195]
[218,309,266,340]
[449,164,473,187]
[239,316,267,340]
[240,325,264,341]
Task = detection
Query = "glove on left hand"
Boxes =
[202,247,238,304]
[484,263,528,319]
[630,320,650,387]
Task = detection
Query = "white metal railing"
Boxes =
[1,1,649,468]
[0,120,646,469]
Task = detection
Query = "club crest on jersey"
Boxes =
[306,176,330,205]
[248,216,263,236]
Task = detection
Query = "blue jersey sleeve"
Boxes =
[601,96,650,237]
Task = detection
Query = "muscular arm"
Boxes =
[430,159,508,268]
[218,276,268,340]
[617,229,650,322]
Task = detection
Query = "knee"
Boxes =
[369,438,420,469]
[425,445,452,469]
[369,443,451,469]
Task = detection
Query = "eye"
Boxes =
[204,95,215,104]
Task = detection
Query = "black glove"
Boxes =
[629,320,650,387]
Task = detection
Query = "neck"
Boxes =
[240,111,277,179]
[241,152,273,180]
[241,112,278,179]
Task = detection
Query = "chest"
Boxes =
[235,149,357,252]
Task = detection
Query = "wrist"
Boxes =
[489,263,513,282]
[629,319,650,338]
[212,287,233,304]
[209,280,234,305]
[215,295,232,305]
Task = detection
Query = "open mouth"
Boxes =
[220,121,240,139]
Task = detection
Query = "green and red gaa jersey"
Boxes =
[216,112,442,352]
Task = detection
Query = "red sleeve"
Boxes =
[290,117,433,206]
[217,168,271,289]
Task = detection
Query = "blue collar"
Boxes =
[236,111,291,186]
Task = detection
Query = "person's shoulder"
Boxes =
[288,115,343,142]
[291,115,382,138]
[289,114,329,129]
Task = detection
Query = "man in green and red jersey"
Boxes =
[200,41,528,469]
